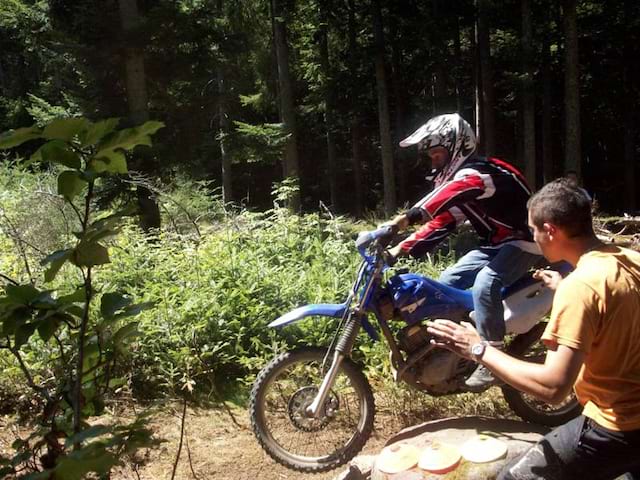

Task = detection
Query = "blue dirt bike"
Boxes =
[249,225,581,473]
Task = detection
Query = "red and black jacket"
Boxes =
[400,155,535,258]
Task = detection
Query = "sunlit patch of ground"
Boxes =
[0,387,511,480]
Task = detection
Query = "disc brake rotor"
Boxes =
[287,386,340,432]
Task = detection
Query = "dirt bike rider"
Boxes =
[385,113,542,390]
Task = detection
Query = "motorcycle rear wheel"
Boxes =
[502,323,583,426]
[249,347,375,473]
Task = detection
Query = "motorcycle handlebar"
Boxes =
[355,225,396,253]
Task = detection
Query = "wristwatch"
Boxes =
[470,340,489,361]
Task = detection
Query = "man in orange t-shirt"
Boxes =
[427,179,640,479]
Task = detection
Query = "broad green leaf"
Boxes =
[58,171,87,200]
[42,118,88,142]
[38,140,81,169]
[96,120,164,153]
[41,248,73,282]
[137,120,165,136]
[82,344,100,372]
[86,227,119,244]
[37,317,60,342]
[15,322,37,348]
[11,439,28,450]
[27,148,43,166]
[92,150,127,174]
[58,288,85,305]
[108,377,126,388]
[80,118,120,147]
[64,425,111,448]
[81,401,96,417]
[72,242,110,267]
[1,308,29,335]
[54,446,118,480]
[0,126,41,149]
[5,284,40,304]
[90,208,135,231]
[66,305,85,318]
[101,293,132,319]
[92,397,106,416]
[31,291,57,309]
[113,322,139,346]
[80,168,98,182]
[115,302,154,320]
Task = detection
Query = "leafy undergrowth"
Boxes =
[0,166,460,412]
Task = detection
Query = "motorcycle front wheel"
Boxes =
[502,323,583,426]
[249,347,375,473]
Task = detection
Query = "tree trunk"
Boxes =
[624,106,635,213]
[218,66,232,205]
[390,7,408,206]
[563,0,581,175]
[348,0,365,216]
[476,0,496,156]
[372,0,396,216]
[541,35,554,184]
[623,0,636,211]
[521,0,536,187]
[351,121,366,216]
[319,0,339,210]
[271,0,301,210]
[473,22,482,142]
[431,0,448,114]
[118,0,161,232]
[454,14,464,114]
[217,0,232,205]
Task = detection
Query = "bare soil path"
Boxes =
[0,388,511,479]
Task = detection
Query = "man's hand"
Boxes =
[386,213,409,231]
[426,319,482,360]
[533,269,563,291]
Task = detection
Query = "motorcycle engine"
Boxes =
[398,323,475,394]
[397,324,430,353]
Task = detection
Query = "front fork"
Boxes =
[305,313,362,418]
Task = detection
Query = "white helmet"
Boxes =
[399,113,477,186]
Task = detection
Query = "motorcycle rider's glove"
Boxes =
[405,207,428,225]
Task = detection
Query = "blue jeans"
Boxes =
[498,415,640,479]
[439,245,541,341]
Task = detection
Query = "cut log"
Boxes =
[369,416,548,480]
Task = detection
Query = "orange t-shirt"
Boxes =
[542,245,640,431]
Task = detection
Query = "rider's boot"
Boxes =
[464,342,505,391]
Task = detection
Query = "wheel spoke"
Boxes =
[250,348,374,472]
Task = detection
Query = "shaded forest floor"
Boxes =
[0,387,512,479]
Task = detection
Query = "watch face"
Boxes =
[471,343,485,356]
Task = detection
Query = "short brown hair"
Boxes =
[528,179,593,238]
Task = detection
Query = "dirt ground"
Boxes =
[1,405,391,480]
[0,387,511,480]
[118,405,390,480]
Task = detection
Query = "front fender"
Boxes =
[268,303,348,328]
[268,302,379,341]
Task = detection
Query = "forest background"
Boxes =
[0,0,639,478]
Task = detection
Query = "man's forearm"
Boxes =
[481,346,573,404]
[389,213,409,231]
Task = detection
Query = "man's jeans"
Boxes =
[439,245,541,341]
[498,415,640,479]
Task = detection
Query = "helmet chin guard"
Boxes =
[400,113,477,186]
